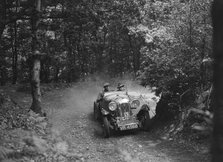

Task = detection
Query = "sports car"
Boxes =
[93,90,161,138]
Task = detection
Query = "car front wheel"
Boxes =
[140,111,151,131]
[94,102,99,121]
[102,117,110,138]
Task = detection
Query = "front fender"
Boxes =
[140,104,157,119]
[137,104,150,117]
[141,104,150,111]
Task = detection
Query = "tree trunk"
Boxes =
[30,57,41,113]
[77,26,84,75]
[212,1,223,161]
[200,36,206,90]
[0,0,6,40]
[0,65,7,86]
[54,67,59,82]
[12,21,18,84]
[30,0,42,115]
[0,1,6,86]
[128,35,141,75]
[189,0,193,51]
[128,35,134,72]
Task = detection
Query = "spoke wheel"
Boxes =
[102,117,110,138]
[141,111,151,131]
[94,102,98,121]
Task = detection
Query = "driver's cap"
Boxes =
[104,83,110,87]
[117,83,124,88]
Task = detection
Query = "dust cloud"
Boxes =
[60,74,152,115]
[49,74,154,136]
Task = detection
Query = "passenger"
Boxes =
[97,83,110,102]
[103,83,110,92]
[117,83,125,91]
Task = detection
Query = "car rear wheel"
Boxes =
[141,111,151,131]
[102,117,110,138]
[94,102,99,121]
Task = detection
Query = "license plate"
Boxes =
[119,123,138,130]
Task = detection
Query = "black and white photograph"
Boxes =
[0,0,222,161]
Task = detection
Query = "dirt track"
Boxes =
[41,81,209,162]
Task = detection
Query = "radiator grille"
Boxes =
[117,103,132,118]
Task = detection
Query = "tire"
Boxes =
[94,102,99,121]
[102,117,110,138]
[141,111,151,131]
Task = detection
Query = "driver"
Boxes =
[103,83,110,92]
[97,83,110,102]
[117,83,125,91]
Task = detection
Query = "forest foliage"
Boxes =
[0,0,213,116]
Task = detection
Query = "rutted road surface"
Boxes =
[43,82,209,162]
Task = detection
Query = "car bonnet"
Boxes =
[103,91,130,103]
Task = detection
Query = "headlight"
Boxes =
[131,100,140,108]
[109,102,117,111]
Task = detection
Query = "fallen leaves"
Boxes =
[0,93,47,161]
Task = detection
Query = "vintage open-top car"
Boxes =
[94,89,161,138]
